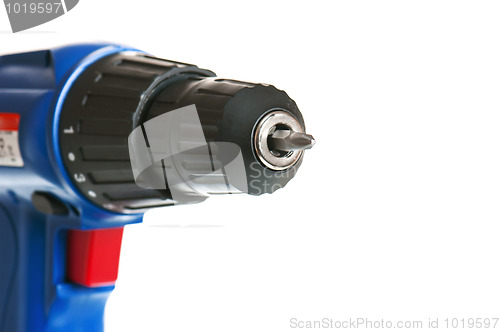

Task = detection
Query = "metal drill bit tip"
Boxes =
[254,110,313,171]
[268,130,316,152]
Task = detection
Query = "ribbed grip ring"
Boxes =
[58,52,214,213]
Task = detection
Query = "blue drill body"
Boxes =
[0,44,144,332]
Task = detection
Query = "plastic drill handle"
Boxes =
[0,199,117,332]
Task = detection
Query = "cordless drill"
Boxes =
[0,43,315,332]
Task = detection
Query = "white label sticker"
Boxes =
[0,130,24,167]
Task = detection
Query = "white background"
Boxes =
[2,1,500,331]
